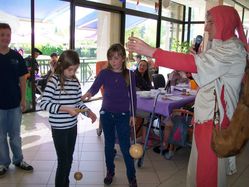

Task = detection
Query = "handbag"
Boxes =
[211,69,249,157]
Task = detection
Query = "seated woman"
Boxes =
[135,60,153,144]
[135,60,152,91]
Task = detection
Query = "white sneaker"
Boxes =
[164,151,174,160]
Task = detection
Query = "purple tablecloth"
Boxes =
[136,91,195,117]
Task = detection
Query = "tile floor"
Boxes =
[1,87,249,187]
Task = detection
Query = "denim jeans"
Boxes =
[0,107,23,167]
[52,125,77,187]
[100,110,136,181]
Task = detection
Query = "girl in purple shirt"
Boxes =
[82,43,137,187]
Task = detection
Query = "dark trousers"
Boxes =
[52,125,77,187]
[100,110,136,181]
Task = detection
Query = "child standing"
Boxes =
[82,43,138,187]
[40,50,97,187]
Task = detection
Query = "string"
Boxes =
[128,61,137,144]
[75,113,85,185]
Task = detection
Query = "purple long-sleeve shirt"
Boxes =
[88,68,137,114]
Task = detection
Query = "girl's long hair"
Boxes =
[54,50,80,90]
[107,43,129,86]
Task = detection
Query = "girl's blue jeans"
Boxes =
[0,107,23,167]
[100,110,136,181]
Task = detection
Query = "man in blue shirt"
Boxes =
[0,23,33,178]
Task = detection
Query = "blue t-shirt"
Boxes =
[0,49,28,109]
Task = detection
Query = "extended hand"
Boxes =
[81,92,92,101]
[127,37,156,57]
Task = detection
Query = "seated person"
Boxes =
[135,60,154,144]
[154,106,194,160]
[135,60,152,91]
[146,56,159,77]
[168,70,189,86]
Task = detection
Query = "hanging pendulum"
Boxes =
[127,35,144,159]
[74,111,86,181]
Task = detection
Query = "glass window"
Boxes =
[35,0,70,55]
[189,24,204,45]
[235,4,243,20]
[223,0,235,7]
[75,6,120,83]
[160,21,183,51]
[126,0,159,15]
[162,1,184,20]
[86,0,123,7]
[0,0,31,54]
[243,9,249,42]
[124,15,157,69]
[189,2,206,21]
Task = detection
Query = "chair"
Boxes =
[96,61,108,96]
[152,74,166,89]
[163,108,194,160]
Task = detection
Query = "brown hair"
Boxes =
[106,43,129,86]
[54,50,80,90]
[0,23,11,31]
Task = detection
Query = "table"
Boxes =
[136,90,196,167]
[137,91,195,117]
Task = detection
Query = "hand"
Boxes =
[126,37,156,57]
[20,99,26,112]
[87,110,97,123]
[130,116,136,127]
[81,92,92,101]
[189,46,197,55]
[60,106,78,116]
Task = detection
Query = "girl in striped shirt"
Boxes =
[40,50,97,187]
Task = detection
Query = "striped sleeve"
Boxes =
[40,75,61,114]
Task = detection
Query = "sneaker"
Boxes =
[164,150,174,160]
[129,177,138,187]
[153,146,168,154]
[15,161,33,172]
[104,170,115,185]
[0,165,8,178]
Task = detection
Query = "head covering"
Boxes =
[208,5,248,51]
[34,48,43,55]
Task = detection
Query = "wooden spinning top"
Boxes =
[74,171,83,181]
[129,143,143,159]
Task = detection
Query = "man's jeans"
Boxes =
[100,110,136,181]
[0,107,23,167]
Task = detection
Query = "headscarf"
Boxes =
[208,5,248,51]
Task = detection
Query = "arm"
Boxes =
[39,76,61,114]
[82,70,104,101]
[153,49,197,73]
[127,37,197,73]
[19,74,27,112]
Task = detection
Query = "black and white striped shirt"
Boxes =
[40,75,88,129]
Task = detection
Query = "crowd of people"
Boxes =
[0,4,248,187]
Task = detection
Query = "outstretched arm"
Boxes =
[127,37,197,73]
